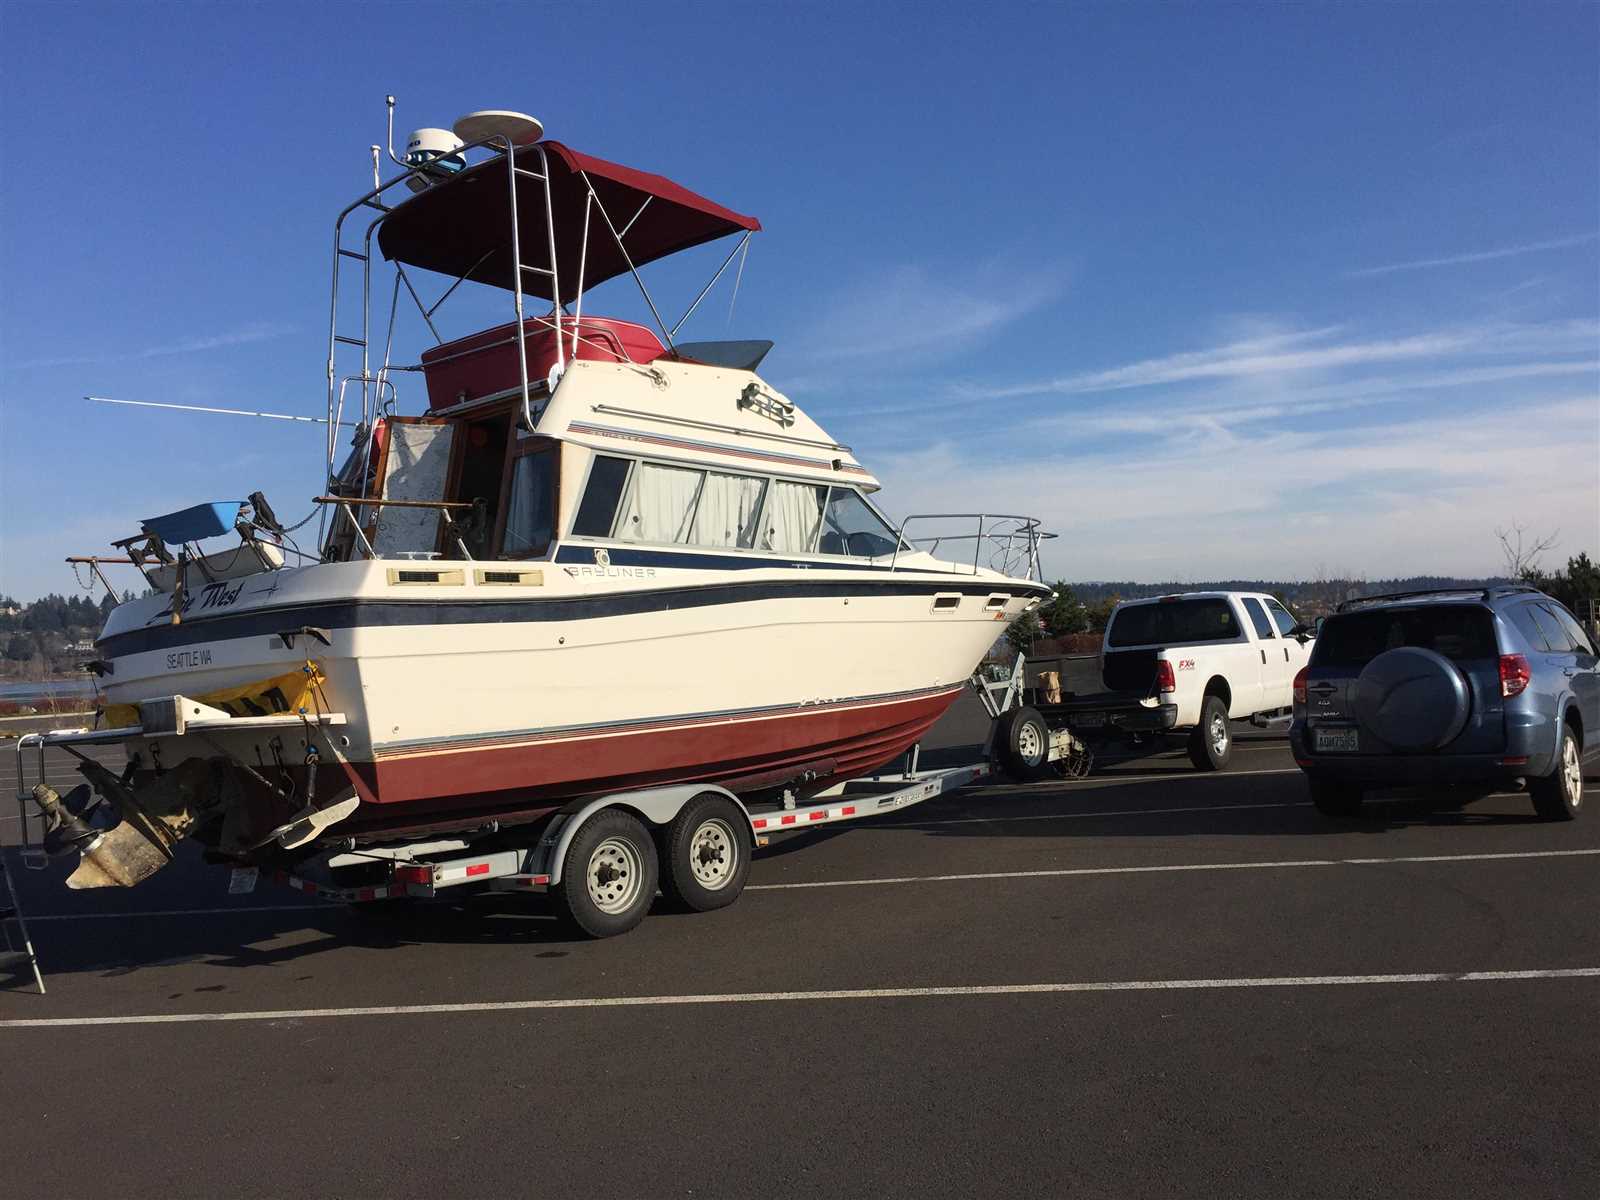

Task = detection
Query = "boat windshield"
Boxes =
[819,489,899,557]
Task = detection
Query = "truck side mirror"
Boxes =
[1289,622,1315,645]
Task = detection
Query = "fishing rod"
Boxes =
[86,396,358,427]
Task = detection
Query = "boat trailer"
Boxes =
[10,657,1084,954]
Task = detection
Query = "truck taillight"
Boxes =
[1155,660,1176,693]
[1499,654,1531,698]
[1293,667,1308,707]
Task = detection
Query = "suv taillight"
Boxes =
[1155,660,1176,693]
[1293,666,1308,707]
[1499,654,1531,698]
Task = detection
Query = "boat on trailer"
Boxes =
[19,100,1051,932]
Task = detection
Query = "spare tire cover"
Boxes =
[1352,646,1471,751]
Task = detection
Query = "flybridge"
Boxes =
[326,96,763,476]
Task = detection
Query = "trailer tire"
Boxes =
[997,706,1051,781]
[658,794,751,912]
[1187,694,1232,770]
[554,809,660,938]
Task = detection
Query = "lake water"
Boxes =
[0,678,97,703]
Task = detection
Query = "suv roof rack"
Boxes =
[1335,584,1541,613]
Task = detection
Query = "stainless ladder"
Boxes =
[0,849,44,994]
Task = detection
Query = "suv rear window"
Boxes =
[1312,605,1498,669]
[1106,598,1242,648]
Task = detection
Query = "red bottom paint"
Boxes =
[337,687,962,837]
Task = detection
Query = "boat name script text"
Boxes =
[563,566,659,579]
[172,579,249,617]
[167,649,214,670]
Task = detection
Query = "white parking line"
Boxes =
[885,800,1310,828]
[13,847,1598,924]
[747,847,1600,891]
[3,967,1595,1028]
[999,766,1305,786]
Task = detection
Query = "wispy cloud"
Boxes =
[870,392,1599,581]
[1346,233,1599,278]
[958,319,1598,402]
[792,263,1064,366]
[8,321,295,370]
[1034,359,1600,438]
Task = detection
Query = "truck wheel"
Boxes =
[1529,724,1583,821]
[659,794,751,912]
[555,809,660,937]
[1187,695,1232,770]
[1309,776,1365,818]
[996,706,1051,780]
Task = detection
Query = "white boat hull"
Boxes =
[95,555,1044,837]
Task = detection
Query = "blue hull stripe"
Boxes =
[99,576,1047,658]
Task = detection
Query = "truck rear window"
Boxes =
[1312,605,1498,669]
[1106,598,1242,647]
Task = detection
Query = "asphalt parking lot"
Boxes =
[2,707,1597,1199]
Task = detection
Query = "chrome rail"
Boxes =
[313,495,475,562]
[889,514,1053,582]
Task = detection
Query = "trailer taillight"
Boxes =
[393,863,434,886]
[1155,660,1176,693]
[1293,667,1308,707]
[1499,654,1531,699]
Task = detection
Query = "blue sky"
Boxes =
[2,1,1596,600]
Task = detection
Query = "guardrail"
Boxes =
[889,513,1053,582]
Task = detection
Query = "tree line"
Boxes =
[0,591,125,674]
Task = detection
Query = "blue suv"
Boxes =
[1291,586,1599,820]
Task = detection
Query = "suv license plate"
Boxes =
[1315,728,1359,753]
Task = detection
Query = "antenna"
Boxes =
[87,396,356,427]
[453,110,544,146]
[384,94,405,168]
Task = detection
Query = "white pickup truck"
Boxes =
[1044,591,1314,770]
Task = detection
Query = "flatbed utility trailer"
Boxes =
[13,658,1080,944]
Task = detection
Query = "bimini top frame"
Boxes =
[324,97,760,498]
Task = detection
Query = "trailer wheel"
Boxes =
[658,794,751,912]
[555,809,660,938]
[997,706,1051,780]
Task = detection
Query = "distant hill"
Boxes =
[1066,577,1515,618]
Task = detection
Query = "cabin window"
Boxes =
[761,481,827,553]
[502,444,557,558]
[571,455,633,537]
[689,472,768,549]
[818,488,900,557]
[615,462,704,543]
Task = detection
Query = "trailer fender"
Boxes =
[536,783,747,887]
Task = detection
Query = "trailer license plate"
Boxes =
[1075,712,1107,728]
[1315,728,1359,753]
[228,866,259,894]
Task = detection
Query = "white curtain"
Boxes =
[689,473,767,548]
[615,462,703,543]
[761,480,825,552]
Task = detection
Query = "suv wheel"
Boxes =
[1309,776,1365,818]
[1529,724,1583,822]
